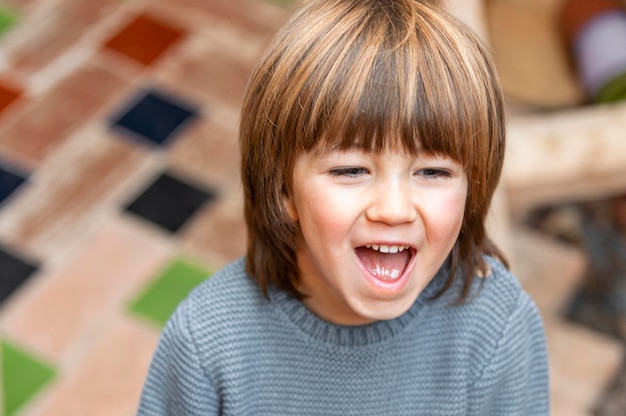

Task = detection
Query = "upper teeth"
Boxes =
[366,244,409,254]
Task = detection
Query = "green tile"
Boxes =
[264,0,296,7]
[2,340,56,416]
[0,7,18,37]
[129,257,211,327]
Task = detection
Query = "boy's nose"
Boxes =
[365,180,418,225]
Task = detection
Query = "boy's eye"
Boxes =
[417,168,451,178]
[329,167,368,177]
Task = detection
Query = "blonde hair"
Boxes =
[240,0,506,301]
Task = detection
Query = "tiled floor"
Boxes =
[0,0,624,415]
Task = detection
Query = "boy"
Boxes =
[137,0,549,414]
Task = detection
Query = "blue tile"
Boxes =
[0,163,27,206]
[0,246,38,305]
[110,88,198,146]
[125,172,216,233]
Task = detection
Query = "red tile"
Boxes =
[0,81,21,114]
[0,63,128,165]
[102,14,185,67]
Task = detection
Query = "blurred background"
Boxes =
[0,0,625,414]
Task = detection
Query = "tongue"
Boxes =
[355,247,411,282]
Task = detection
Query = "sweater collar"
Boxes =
[268,264,448,347]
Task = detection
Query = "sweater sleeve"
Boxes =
[136,296,220,415]
[468,291,550,415]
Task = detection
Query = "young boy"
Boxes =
[137,0,549,414]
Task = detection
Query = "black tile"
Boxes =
[0,246,38,304]
[125,172,216,232]
[110,88,198,146]
[0,163,27,206]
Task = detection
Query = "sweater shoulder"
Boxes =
[469,256,528,315]
[168,258,271,349]
[458,256,538,329]
[186,257,263,309]
[434,256,544,378]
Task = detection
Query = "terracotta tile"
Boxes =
[0,63,128,165]
[157,25,262,107]
[167,118,240,189]
[0,129,151,259]
[179,191,247,269]
[546,318,623,414]
[0,80,21,114]
[30,315,159,416]
[6,0,37,6]
[511,227,586,316]
[102,13,185,67]
[0,215,173,363]
[3,0,120,74]
[153,0,291,35]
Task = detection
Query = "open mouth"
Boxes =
[355,244,414,283]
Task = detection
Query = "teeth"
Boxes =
[365,244,409,253]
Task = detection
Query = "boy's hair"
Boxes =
[239,0,507,302]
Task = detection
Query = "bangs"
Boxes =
[280,0,497,168]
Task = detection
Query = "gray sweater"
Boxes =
[137,257,549,415]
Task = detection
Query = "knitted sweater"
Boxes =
[137,257,549,415]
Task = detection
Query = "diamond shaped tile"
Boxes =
[0,162,28,205]
[0,6,18,38]
[0,245,38,304]
[265,0,296,6]
[125,172,216,233]
[111,88,198,146]
[2,339,55,416]
[0,81,21,114]
[102,14,185,66]
[129,257,211,327]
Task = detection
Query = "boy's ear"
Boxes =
[282,191,299,222]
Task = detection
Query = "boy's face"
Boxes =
[283,147,468,325]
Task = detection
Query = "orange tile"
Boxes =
[103,14,185,67]
[0,215,173,363]
[0,63,128,165]
[29,315,159,416]
[0,81,21,114]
